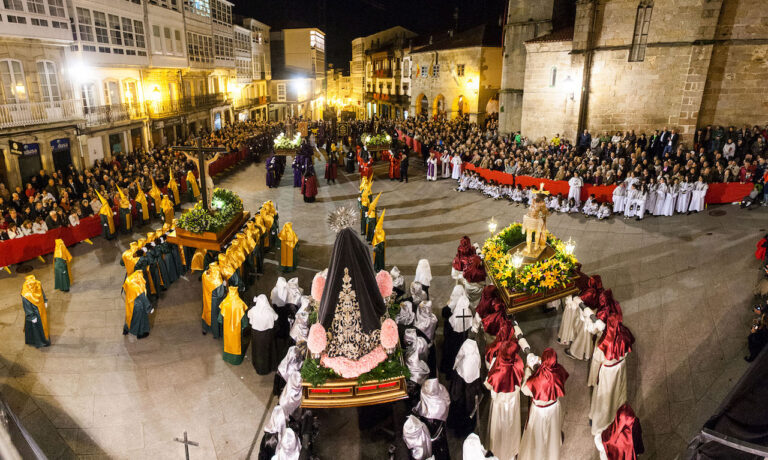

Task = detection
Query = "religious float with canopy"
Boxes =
[298,208,408,408]
[483,187,581,315]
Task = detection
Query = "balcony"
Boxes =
[365,92,409,105]
[145,93,228,118]
[233,96,270,109]
[0,100,84,129]
[84,104,145,127]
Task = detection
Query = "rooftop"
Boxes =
[410,24,502,53]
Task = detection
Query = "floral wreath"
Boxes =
[482,223,577,294]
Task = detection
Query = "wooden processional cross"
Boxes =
[171,137,227,211]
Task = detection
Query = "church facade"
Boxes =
[500,0,768,144]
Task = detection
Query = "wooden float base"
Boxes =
[167,211,250,252]
[301,376,407,409]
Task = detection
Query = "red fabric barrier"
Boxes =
[704,182,753,204]
[464,163,753,205]
[0,215,102,267]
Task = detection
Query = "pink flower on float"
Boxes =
[376,270,393,298]
[311,271,326,302]
[307,323,327,354]
[381,318,399,350]
[320,346,388,378]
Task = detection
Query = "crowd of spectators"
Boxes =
[393,115,768,190]
[0,120,277,242]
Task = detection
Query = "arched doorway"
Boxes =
[433,94,445,117]
[417,93,428,116]
[452,95,469,118]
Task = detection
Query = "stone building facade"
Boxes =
[514,0,768,144]
[408,25,502,123]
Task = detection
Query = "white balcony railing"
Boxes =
[0,100,84,129]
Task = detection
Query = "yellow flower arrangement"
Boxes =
[482,222,577,295]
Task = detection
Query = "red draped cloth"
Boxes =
[0,216,102,267]
[486,340,525,392]
[463,163,755,205]
[597,316,635,361]
[525,348,569,401]
[601,403,645,460]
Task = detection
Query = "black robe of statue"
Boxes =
[317,228,386,333]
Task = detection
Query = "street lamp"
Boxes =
[564,237,576,256]
[511,250,524,270]
[487,217,497,234]
[150,86,162,104]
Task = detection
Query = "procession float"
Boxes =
[483,189,581,314]
[362,133,392,152]
[168,188,250,251]
[273,132,303,156]
[298,208,408,408]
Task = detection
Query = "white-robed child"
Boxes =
[596,202,611,220]
[582,194,598,217]
[546,194,558,211]
[557,195,569,213]
[568,198,580,213]
[457,171,471,192]
[511,185,524,204]
[612,181,627,214]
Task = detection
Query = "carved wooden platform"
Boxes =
[274,148,298,156]
[301,376,407,409]
[167,211,250,251]
[484,254,580,316]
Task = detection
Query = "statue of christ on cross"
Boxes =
[171,138,226,210]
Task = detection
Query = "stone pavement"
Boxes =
[0,157,761,459]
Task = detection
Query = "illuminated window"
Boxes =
[0,59,26,104]
[277,83,285,102]
[420,66,427,77]
[432,64,439,77]
[456,64,464,77]
[629,1,653,62]
[134,21,145,49]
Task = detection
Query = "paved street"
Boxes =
[0,158,760,459]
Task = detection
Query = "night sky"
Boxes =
[233,0,506,71]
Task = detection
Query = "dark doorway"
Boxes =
[50,138,72,173]
[109,133,124,155]
[18,144,42,185]
[130,128,143,152]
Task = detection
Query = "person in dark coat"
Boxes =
[301,166,318,203]
[400,152,409,183]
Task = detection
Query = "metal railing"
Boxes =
[0,100,84,129]
[145,93,228,117]
[84,103,145,126]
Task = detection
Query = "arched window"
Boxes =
[37,61,61,103]
[630,1,653,62]
[549,66,557,87]
[0,59,27,104]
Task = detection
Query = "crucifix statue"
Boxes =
[171,137,226,210]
